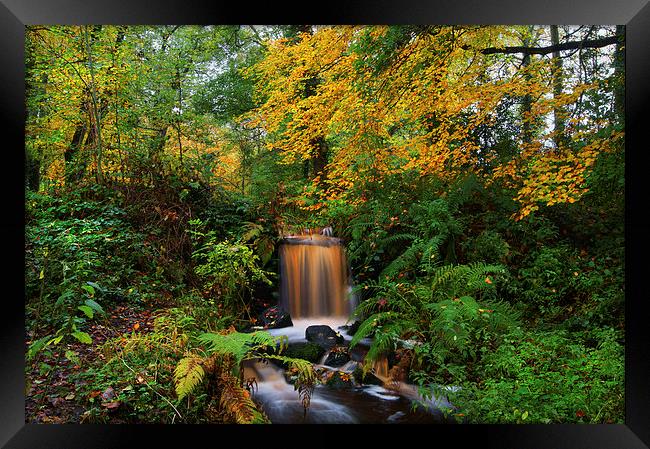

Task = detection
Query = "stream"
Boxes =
[248,233,454,424]
[244,318,454,424]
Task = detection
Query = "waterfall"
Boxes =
[279,234,354,319]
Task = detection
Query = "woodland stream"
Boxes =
[244,234,453,424]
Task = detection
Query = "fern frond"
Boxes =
[380,241,424,278]
[174,355,206,401]
[379,232,418,246]
[262,354,317,416]
[198,331,278,375]
[349,312,395,349]
[241,222,263,242]
[219,373,267,424]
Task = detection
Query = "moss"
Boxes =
[283,342,325,363]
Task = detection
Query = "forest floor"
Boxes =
[25,304,158,423]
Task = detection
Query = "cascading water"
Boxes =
[247,229,448,423]
[278,234,355,319]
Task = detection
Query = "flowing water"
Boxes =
[249,233,452,423]
[279,235,355,318]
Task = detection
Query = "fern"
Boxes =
[174,355,206,401]
[219,372,268,424]
[430,262,504,300]
[349,311,396,349]
[380,241,424,278]
[198,330,278,375]
[379,232,418,246]
[241,222,263,242]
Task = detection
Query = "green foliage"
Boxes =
[462,230,510,264]
[25,190,151,332]
[351,263,518,378]
[188,218,272,319]
[197,331,280,376]
[446,326,624,423]
[174,330,318,418]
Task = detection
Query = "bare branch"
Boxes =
[466,35,618,56]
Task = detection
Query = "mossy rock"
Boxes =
[283,342,325,363]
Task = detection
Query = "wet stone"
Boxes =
[257,305,293,329]
[323,349,351,367]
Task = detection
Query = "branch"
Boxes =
[467,35,619,56]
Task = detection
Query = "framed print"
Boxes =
[2,0,649,447]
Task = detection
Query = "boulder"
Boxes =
[305,325,344,350]
[257,305,293,329]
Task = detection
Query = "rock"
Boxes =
[305,325,344,350]
[323,348,351,367]
[257,305,293,329]
[283,342,325,363]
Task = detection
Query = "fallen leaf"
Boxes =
[102,401,121,410]
[65,393,75,400]
[101,387,115,401]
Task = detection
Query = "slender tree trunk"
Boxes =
[550,25,567,150]
[521,51,532,144]
[84,26,103,184]
[312,136,328,181]
[25,36,43,191]
[614,25,625,126]
[177,72,183,166]
[64,106,88,185]
[520,27,535,145]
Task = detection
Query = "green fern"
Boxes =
[198,330,278,375]
[349,311,396,349]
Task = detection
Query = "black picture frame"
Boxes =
[2,1,648,447]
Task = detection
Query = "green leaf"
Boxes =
[27,335,52,360]
[84,298,104,315]
[522,410,529,420]
[71,331,92,344]
[81,285,95,297]
[78,305,94,319]
[86,281,105,294]
[50,335,64,345]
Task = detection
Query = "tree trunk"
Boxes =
[25,34,43,191]
[613,25,625,126]
[550,25,567,150]
[64,110,88,185]
[521,51,532,144]
[84,26,104,184]
[311,136,328,181]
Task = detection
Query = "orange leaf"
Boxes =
[485,277,492,284]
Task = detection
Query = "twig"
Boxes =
[119,355,184,422]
